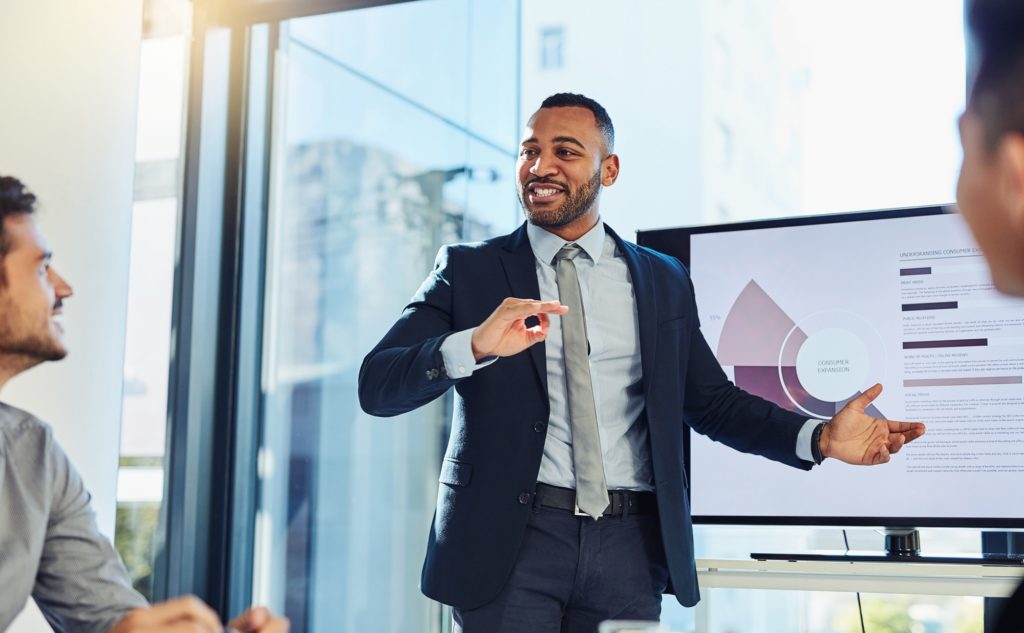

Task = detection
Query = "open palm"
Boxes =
[824,383,926,465]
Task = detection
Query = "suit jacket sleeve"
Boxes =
[358,245,462,417]
[678,269,813,470]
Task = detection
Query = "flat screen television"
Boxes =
[637,206,1024,545]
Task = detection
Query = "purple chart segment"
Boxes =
[717,279,887,419]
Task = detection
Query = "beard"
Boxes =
[519,169,602,228]
[0,296,67,369]
[2,331,67,362]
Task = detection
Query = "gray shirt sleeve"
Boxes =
[31,423,148,633]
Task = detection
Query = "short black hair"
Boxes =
[967,0,1024,149]
[539,93,615,153]
[0,175,37,258]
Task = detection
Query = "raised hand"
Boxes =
[822,383,926,465]
[470,298,568,361]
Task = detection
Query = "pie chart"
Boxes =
[716,280,887,419]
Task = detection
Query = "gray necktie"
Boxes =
[554,243,608,519]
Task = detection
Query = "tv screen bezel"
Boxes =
[637,204,1024,529]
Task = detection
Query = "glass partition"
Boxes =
[253,3,519,631]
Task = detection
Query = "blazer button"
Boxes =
[517,492,531,505]
[533,420,546,433]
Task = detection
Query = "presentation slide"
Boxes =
[689,212,1024,520]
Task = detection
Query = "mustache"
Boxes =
[524,177,568,189]
[53,298,63,311]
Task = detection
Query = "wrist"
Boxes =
[811,422,830,464]
[469,330,486,362]
[818,423,832,459]
[470,339,490,362]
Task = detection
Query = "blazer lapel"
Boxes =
[498,223,548,397]
[606,225,657,398]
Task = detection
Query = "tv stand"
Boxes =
[751,528,1024,566]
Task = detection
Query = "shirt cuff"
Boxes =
[439,328,498,378]
[796,418,823,462]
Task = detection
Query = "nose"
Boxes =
[49,268,73,299]
[529,152,558,178]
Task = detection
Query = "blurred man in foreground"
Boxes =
[958,1,1024,631]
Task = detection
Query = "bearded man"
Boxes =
[359,93,924,632]
[0,175,287,633]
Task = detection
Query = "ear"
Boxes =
[998,133,1024,234]
[601,154,620,186]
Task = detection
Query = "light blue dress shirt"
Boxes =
[440,221,819,493]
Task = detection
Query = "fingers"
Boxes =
[848,383,883,412]
[162,623,220,633]
[259,617,290,633]
[887,433,907,454]
[872,442,891,464]
[113,596,221,633]
[496,298,568,322]
[228,607,289,633]
[229,607,281,633]
[887,420,926,440]
[885,421,925,454]
[228,607,268,632]
[518,312,551,345]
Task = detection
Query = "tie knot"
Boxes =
[554,243,583,264]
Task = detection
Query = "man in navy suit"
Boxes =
[359,93,925,632]
[958,1,1024,631]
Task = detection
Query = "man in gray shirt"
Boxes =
[0,175,287,633]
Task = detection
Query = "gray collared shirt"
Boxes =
[0,401,146,633]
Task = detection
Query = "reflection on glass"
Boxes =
[254,2,518,632]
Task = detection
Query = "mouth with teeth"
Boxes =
[525,180,567,204]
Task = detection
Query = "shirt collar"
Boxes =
[526,220,608,267]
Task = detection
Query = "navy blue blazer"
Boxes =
[358,222,812,609]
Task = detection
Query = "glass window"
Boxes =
[115,0,191,600]
[253,2,518,632]
[540,26,565,70]
[519,0,965,231]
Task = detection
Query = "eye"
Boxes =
[519,148,538,158]
[556,149,577,158]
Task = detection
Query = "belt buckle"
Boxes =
[573,502,588,517]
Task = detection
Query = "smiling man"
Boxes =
[0,176,287,633]
[359,93,925,632]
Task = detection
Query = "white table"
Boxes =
[696,557,1024,597]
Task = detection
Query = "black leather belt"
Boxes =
[534,482,657,517]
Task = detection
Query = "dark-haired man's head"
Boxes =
[516,93,620,237]
[0,176,73,381]
[0,176,38,256]
[957,0,1024,295]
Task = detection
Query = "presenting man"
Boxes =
[0,176,287,633]
[359,93,925,632]
[959,1,1024,631]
